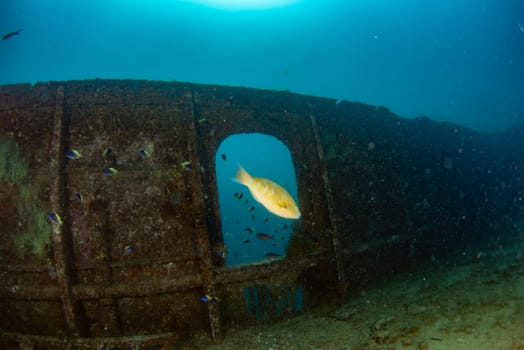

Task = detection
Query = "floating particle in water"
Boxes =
[443,157,453,170]
[367,142,375,151]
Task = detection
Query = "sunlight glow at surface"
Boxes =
[186,0,300,10]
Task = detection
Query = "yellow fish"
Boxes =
[232,166,300,219]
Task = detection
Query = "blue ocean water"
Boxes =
[1,2,524,348]
[216,133,298,266]
[1,0,523,131]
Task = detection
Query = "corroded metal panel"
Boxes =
[2,79,520,348]
[1,300,66,336]
[0,84,63,338]
[1,80,222,345]
[189,85,339,327]
[191,85,333,254]
[60,82,214,338]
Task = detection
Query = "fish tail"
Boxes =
[231,165,251,186]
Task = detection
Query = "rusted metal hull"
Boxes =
[1,80,521,348]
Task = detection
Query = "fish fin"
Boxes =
[231,165,251,186]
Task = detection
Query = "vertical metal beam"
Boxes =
[309,113,348,298]
[96,205,121,334]
[187,90,223,343]
[48,86,85,336]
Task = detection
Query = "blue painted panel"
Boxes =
[243,283,304,320]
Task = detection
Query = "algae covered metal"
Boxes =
[1,80,521,348]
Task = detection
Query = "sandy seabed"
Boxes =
[187,238,524,350]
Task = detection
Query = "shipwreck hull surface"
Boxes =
[0,80,521,348]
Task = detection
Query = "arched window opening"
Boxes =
[215,133,300,267]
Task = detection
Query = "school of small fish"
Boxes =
[223,165,301,263]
